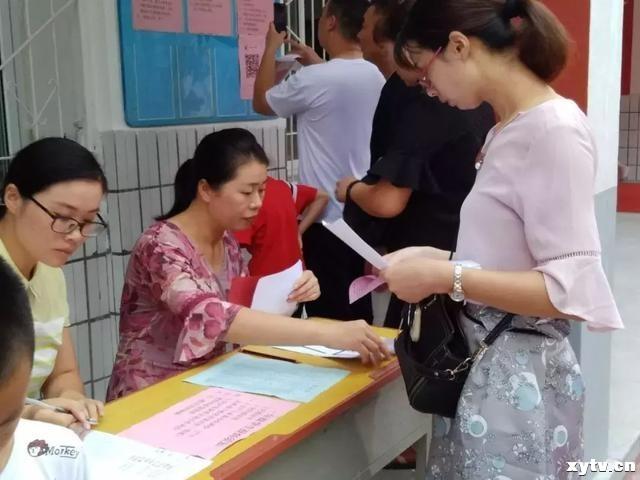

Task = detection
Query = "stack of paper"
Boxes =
[272,345,360,359]
[272,338,395,359]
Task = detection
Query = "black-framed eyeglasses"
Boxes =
[29,196,108,238]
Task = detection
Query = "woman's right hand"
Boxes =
[321,320,391,366]
[25,397,93,430]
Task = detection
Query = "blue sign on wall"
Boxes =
[118,0,265,127]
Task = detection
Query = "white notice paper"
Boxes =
[272,345,360,359]
[83,430,211,480]
[273,338,396,358]
[251,260,303,316]
[275,54,301,83]
[322,219,388,270]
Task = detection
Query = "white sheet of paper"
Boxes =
[83,430,211,480]
[251,260,303,316]
[275,54,301,83]
[272,345,360,359]
[322,219,388,270]
[273,337,396,358]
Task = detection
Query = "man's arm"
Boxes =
[298,189,329,234]
[253,23,285,115]
[336,177,412,218]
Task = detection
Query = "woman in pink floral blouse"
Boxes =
[107,129,389,400]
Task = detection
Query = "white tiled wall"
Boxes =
[63,124,287,400]
[620,94,640,182]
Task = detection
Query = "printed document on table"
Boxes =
[83,430,210,480]
[118,388,298,460]
[272,345,360,359]
[273,338,396,359]
[184,352,350,402]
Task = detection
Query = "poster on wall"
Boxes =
[239,34,266,100]
[188,0,233,36]
[132,0,183,33]
[237,0,273,36]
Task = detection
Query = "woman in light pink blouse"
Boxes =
[107,129,389,401]
[381,0,623,478]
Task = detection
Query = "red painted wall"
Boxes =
[542,0,591,111]
[622,0,634,95]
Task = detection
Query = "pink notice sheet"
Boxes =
[237,0,273,37]
[118,388,299,459]
[133,0,183,33]
[238,35,265,100]
[188,0,232,36]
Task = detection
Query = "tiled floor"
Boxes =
[373,213,640,479]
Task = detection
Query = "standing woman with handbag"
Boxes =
[382,0,623,478]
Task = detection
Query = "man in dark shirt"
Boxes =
[336,0,495,328]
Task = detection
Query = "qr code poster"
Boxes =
[239,35,265,100]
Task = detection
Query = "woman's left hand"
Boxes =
[288,270,321,303]
[380,258,454,303]
[60,390,104,425]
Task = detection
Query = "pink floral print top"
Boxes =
[106,221,245,400]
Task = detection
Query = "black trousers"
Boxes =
[302,223,373,323]
[384,293,407,328]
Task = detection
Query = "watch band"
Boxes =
[450,263,465,302]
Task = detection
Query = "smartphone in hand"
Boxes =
[274,3,287,33]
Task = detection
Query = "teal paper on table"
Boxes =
[184,353,350,403]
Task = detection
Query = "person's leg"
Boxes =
[302,224,372,322]
[383,294,406,328]
[302,224,344,319]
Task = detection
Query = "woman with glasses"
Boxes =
[380,0,623,478]
[0,137,108,433]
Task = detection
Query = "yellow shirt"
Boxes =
[0,238,69,397]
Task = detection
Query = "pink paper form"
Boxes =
[133,0,183,33]
[237,0,273,36]
[119,388,299,459]
[188,0,232,36]
[349,275,386,304]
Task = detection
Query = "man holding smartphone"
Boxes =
[253,0,384,322]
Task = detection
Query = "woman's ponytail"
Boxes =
[156,158,197,220]
[516,0,569,82]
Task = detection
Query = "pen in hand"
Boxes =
[25,398,98,428]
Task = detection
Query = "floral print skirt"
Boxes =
[426,305,584,480]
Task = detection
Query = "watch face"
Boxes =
[451,291,465,302]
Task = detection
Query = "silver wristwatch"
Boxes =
[449,263,465,302]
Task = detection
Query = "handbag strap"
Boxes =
[442,310,515,379]
[482,312,515,346]
[468,311,515,364]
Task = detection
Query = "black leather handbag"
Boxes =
[395,294,514,418]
